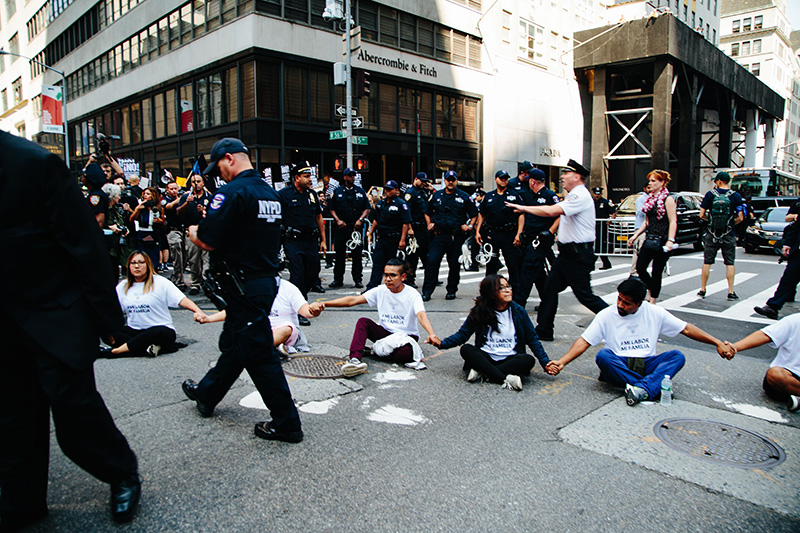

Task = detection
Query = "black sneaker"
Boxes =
[727,292,740,301]
[696,290,706,298]
[754,305,779,320]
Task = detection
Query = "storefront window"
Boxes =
[379,83,397,132]
[464,99,478,142]
[284,66,307,122]
[225,67,238,123]
[166,89,177,136]
[154,93,165,138]
[197,77,209,129]
[310,70,331,124]
[418,91,432,136]
[131,102,141,143]
[242,61,256,119]
[121,106,131,145]
[209,73,223,126]
[256,61,279,118]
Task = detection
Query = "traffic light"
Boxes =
[334,157,345,172]
[355,157,369,172]
[356,70,371,98]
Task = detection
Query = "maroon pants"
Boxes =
[349,317,418,363]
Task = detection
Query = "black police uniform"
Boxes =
[328,184,369,285]
[515,186,559,305]
[366,195,412,290]
[422,188,478,297]
[193,168,301,434]
[479,188,524,288]
[87,186,110,223]
[508,175,527,190]
[279,184,323,299]
[594,195,615,268]
[404,184,431,286]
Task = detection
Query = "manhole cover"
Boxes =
[282,355,345,379]
[654,418,785,469]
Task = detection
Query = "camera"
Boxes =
[322,0,342,21]
[144,200,156,208]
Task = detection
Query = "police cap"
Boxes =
[292,161,314,175]
[591,187,604,195]
[561,159,590,178]
[204,137,248,175]
[343,167,357,176]
[444,170,458,181]
[416,172,430,182]
[495,170,510,180]
[384,180,400,190]
[83,163,107,187]
[520,160,534,173]
[530,168,547,182]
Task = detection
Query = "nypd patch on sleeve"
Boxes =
[210,193,225,210]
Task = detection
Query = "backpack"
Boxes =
[709,189,733,237]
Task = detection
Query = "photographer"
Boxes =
[129,187,165,268]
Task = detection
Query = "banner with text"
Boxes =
[41,85,64,134]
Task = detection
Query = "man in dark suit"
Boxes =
[0,130,141,530]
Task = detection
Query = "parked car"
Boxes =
[747,196,799,219]
[607,191,705,251]
[743,206,790,254]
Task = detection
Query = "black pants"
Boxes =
[536,245,609,335]
[636,244,670,299]
[193,276,301,433]
[0,319,138,520]
[423,232,466,296]
[514,237,553,305]
[284,238,320,299]
[484,231,522,291]
[367,235,402,289]
[460,344,535,383]
[767,252,800,311]
[332,225,364,285]
[406,225,431,284]
[106,325,177,357]
[594,222,612,268]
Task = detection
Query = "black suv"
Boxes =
[608,191,705,251]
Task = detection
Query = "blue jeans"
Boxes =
[595,348,686,399]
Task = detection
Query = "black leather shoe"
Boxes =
[754,305,779,320]
[329,281,344,289]
[182,379,214,417]
[0,508,48,532]
[535,326,554,341]
[436,280,444,285]
[445,293,456,300]
[354,281,363,288]
[422,293,431,302]
[406,280,418,288]
[310,283,326,293]
[254,421,303,443]
[110,474,141,523]
[298,315,311,326]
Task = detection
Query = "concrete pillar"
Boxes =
[590,67,607,191]
[652,58,674,171]
[717,93,733,168]
[744,108,758,168]
[677,75,698,191]
[763,118,775,167]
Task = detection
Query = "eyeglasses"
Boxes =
[130,260,147,265]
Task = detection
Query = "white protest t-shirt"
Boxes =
[364,284,424,336]
[581,301,687,358]
[762,313,800,377]
[269,280,307,330]
[483,309,517,360]
[116,275,185,331]
[557,183,596,243]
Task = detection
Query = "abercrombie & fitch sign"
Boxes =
[356,49,438,78]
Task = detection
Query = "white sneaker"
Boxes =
[467,369,482,382]
[789,395,800,412]
[146,344,161,357]
[501,374,522,391]
[276,343,291,358]
[341,357,368,377]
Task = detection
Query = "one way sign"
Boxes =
[335,105,358,117]
[342,117,364,129]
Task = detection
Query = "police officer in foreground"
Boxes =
[183,138,302,443]
[515,168,560,306]
[83,163,110,228]
[508,160,534,190]
[422,170,478,301]
[365,180,411,290]
[328,167,370,289]
[592,186,616,270]
[506,159,608,341]
[279,162,327,324]
[404,172,433,288]
[475,170,525,290]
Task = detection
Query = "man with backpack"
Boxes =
[697,171,744,301]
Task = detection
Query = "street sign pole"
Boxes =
[345,0,353,168]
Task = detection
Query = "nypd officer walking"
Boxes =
[507,159,608,341]
[365,180,412,290]
[515,168,560,306]
[183,138,302,443]
[279,162,327,318]
[475,170,525,289]
[422,170,478,301]
[404,172,432,288]
[328,167,370,289]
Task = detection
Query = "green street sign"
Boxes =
[329,130,346,140]
[353,136,368,145]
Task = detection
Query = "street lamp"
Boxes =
[0,50,69,168]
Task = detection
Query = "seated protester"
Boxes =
[322,259,439,377]
[104,252,206,357]
[197,279,324,356]
[728,314,800,412]
[434,275,550,391]
[545,277,734,405]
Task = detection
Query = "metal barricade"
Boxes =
[597,216,636,257]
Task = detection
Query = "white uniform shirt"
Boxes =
[364,284,424,336]
[116,275,185,331]
[557,183,596,243]
[581,301,687,358]
[762,313,800,377]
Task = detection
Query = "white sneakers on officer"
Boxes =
[341,358,368,377]
[501,375,522,391]
[146,344,161,357]
[466,369,482,383]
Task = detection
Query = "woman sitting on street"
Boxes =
[433,275,550,391]
[103,252,206,358]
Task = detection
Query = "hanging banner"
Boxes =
[41,85,64,134]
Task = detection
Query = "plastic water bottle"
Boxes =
[660,375,672,406]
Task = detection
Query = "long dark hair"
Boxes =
[467,275,507,334]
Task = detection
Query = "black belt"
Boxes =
[558,241,593,251]
[242,270,279,281]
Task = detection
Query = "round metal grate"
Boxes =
[653,418,785,469]
[282,355,345,379]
